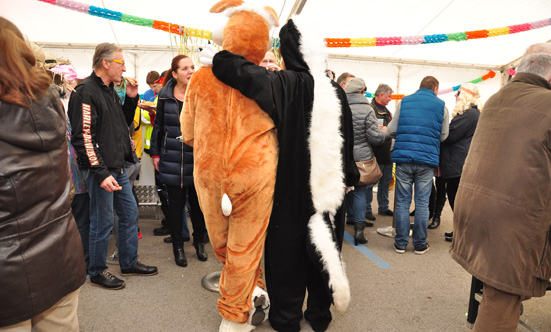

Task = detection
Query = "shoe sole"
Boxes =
[414,247,431,255]
[120,271,159,277]
[393,246,405,254]
[90,280,126,290]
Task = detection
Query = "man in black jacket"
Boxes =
[366,83,395,222]
[69,43,157,290]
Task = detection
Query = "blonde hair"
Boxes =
[452,83,482,118]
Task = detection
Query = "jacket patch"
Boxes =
[82,103,99,166]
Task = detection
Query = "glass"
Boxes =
[111,59,125,66]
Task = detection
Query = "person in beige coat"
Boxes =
[450,53,551,332]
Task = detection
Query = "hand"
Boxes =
[100,175,122,192]
[138,103,156,112]
[199,44,218,67]
[125,77,139,98]
[265,63,281,71]
[346,186,354,194]
[152,156,160,172]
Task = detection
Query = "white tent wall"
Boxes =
[40,45,503,186]
[327,58,500,112]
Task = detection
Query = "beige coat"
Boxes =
[451,72,551,297]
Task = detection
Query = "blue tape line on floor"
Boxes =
[344,232,392,269]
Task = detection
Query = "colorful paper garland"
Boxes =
[365,71,496,100]
[38,0,551,49]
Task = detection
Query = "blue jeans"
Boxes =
[366,163,393,213]
[394,163,434,249]
[346,184,372,224]
[83,169,139,276]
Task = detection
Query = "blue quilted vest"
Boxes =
[392,88,444,167]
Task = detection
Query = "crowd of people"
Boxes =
[1,9,550,332]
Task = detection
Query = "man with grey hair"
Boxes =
[365,83,395,222]
[69,43,157,290]
[524,42,551,55]
[450,53,551,331]
[337,72,355,89]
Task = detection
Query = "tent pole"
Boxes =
[286,0,308,21]
[395,64,402,104]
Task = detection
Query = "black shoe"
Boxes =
[90,270,125,290]
[414,243,430,255]
[193,241,208,261]
[353,223,368,246]
[393,243,406,254]
[445,231,453,237]
[445,235,453,242]
[378,210,394,216]
[120,261,158,276]
[365,211,376,221]
[428,216,440,229]
[173,244,188,267]
[153,225,170,236]
[364,221,374,227]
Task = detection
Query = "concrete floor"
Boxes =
[77,193,551,332]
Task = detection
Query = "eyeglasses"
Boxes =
[111,59,126,66]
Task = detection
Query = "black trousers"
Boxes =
[265,209,339,332]
[435,176,460,211]
[154,169,169,219]
[71,193,90,272]
[166,185,206,245]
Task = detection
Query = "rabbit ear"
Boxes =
[210,0,244,13]
[263,6,280,27]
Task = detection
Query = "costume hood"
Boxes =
[211,0,279,65]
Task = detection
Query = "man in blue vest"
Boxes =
[388,76,449,255]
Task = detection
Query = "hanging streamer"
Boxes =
[365,71,496,100]
[37,0,550,49]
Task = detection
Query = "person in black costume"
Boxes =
[211,16,357,332]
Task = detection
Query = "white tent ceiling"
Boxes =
[2,0,551,68]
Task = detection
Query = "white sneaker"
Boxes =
[219,318,255,332]
[248,286,270,326]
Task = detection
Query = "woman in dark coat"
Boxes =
[344,77,389,245]
[439,83,481,241]
[150,55,207,267]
